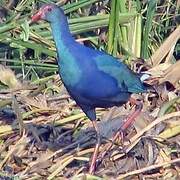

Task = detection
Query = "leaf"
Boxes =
[146,63,172,77]
[0,65,21,89]
[149,25,180,66]
[158,125,180,140]
[159,61,180,88]
[107,0,118,54]
[21,94,48,109]
[158,97,180,117]
[141,0,156,59]
[20,20,30,41]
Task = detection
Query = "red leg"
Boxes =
[98,98,143,161]
[121,97,143,131]
[89,120,101,174]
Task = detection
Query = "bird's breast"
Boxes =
[58,54,82,87]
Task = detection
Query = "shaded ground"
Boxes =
[0,70,179,179]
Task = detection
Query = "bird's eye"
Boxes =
[47,7,52,12]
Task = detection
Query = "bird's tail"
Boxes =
[140,73,151,82]
[139,72,158,92]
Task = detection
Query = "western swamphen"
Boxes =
[31,4,147,174]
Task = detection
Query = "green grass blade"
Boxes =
[141,0,156,59]
[107,0,118,55]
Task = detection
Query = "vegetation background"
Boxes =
[0,0,179,179]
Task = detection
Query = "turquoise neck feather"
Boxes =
[50,16,81,86]
[50,17,75,54]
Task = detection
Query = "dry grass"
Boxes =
[0,0,179,179]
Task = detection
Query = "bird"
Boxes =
[31,4,148,174]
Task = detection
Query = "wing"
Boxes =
[94,53,146,93]
[64,43,146,107]
[70,42,146,94]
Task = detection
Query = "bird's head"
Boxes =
[31,4,65,23]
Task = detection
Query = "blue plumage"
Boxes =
[31,4,146,121]
[31,4,148,173]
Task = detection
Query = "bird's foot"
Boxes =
[89,99,143,173]
[96,99,143,165]
[97,129,125,163]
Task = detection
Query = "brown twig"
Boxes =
[117,158,180,179]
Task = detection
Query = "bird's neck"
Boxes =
[50,16,75,56]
